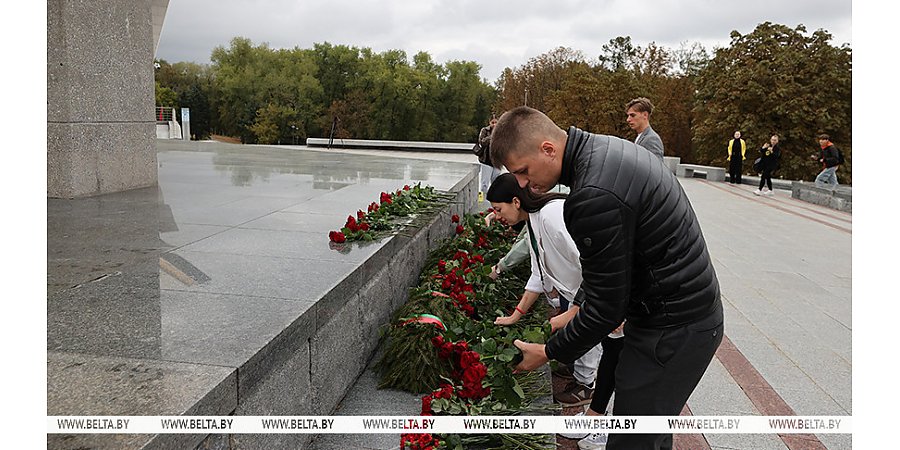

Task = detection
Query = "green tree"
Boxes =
[155,81,179,107]
[250,103,297,144]
[692,22,852,183]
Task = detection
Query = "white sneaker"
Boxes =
[578,432,608,449]
[559,412,589,439]
[765,190,774,196]
[753,189,762,196]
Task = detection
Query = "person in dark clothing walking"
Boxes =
[727,131,747,184]
[754,134,781,196]
[490,107,723,450]
[811,133,841,188]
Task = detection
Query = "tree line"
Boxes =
[156,22,851,184]
[496,23,851,183]
[155,39,495,146]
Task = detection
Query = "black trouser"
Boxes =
[728,160,743,184]
[607,300,724,450]
[758,168,773,190]
[589,336,624,414]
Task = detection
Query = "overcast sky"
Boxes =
[157,0,851,82]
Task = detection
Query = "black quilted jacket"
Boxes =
[545,127,722,364]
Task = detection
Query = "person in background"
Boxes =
[754,134,782,196]
[727,130,747,185]
[811,133,841,189]
[476,115,502,198]
[625,97,665,161]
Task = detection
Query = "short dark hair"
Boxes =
[625,97,653,115]
[817,133,831,141]
[490,107,566,168]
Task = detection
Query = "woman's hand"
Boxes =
[489,265,500,280]
[494,314,520,326]
[484,212,496,227]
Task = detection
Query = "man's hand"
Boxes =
[549,314,566,332]
[549,306,578,333]
[513,339,549,372]
[489,265,500,280]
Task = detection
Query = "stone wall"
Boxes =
[791,182,852,212]
[48,0,158,198]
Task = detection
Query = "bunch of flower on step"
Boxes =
[400,433,442,450]
[328,183,452,244]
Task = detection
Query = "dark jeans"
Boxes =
[589,336,624,414]
[759,168,773,190]
[607,300,724,450]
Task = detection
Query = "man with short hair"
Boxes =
[812,133,841,188]
[625,97,665,160]
[491,106,723,450]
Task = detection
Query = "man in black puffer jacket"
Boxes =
[491,107,723,450]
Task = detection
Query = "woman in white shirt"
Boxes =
[487,173,624,448]
[486,173,601,407]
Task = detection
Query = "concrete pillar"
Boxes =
[47,0,159,198]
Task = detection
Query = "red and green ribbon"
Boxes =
[400,313,445,330]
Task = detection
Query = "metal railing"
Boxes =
[155,107,175,122]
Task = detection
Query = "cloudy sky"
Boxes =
[161,0,851,82]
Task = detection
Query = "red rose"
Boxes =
[381,192,393,204]
[359,222,370,231]
[455,225,464,234]
[435,384,454,399]
[472,254,485,263]
[421,395,433,414]
[441,278,451,290]
[346,216,359,232]
[437,260,446,273]
[357,210,365,220]
[459,350,481,369]
[462,362,488,385]
[329,231,346,243]
[368,202,379,212]
[431,335,444,348]
[404,185,411,191]
[451,214,460,223]
[438,342,453,359]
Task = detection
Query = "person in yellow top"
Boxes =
[726,130,747,185]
